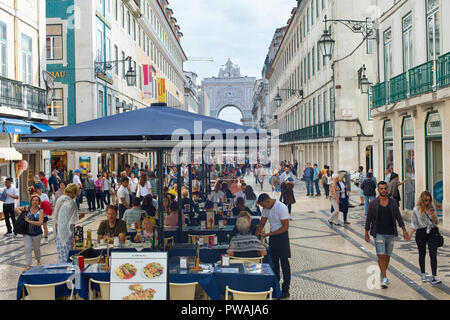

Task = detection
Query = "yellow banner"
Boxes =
[157,78,166,103]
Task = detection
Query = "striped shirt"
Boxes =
[123,208,146,231]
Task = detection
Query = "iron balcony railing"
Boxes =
[0,76,46,114]
[372,82,387,108]
[438,51,450,88]
[389,72,408,103]
[0,76,23,109]
[409,60,434,97]
[280,121,333,143]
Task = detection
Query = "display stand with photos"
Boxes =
[110,252,168,300]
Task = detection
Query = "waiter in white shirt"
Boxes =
[3,178,18,237]
[73,169,83,210]
[256,193,291,299]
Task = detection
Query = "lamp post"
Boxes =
[95,56,137,87]
[273,87,303,108]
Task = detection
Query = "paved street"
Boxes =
[1,175,449,300]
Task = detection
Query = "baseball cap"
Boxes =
[75,169,82,173]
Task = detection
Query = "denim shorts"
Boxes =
[374,234,395,256]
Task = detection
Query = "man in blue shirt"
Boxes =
[303,163,314,196]
[313,164,321,196]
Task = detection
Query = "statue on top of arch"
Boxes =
[218,58,241,78]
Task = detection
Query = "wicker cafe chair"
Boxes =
[169,282,198,300]
[187,234,215,244]
[225,285,273,301]
[89,279,110,300]
[24,280,74,300]
[164,236,174,250]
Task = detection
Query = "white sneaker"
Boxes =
[431,276,441,285]
[43,237,49,244]
[421,273,429,282]
[381,278,390,288]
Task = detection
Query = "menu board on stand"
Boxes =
[110,252,168,300]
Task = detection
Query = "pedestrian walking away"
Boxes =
[256,193,291,299]
[2,178,19,237]
[361,171,377,216]
[407,191,442,285]
[303,163,314,196]
[328,174,342,226]
[365,181,409,289]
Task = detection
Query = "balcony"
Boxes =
[409,60,433,97]
[372,82,387,108]
[438,51,450,88]
[280,121,333,143]
[0,76,47,114]
[389,72,407,103]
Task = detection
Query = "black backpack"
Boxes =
[363,179,377,196]
[13,211,28,235]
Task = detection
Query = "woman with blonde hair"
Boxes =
[328,174,342,226]
[54,183,85,263]
[407,191,441,285]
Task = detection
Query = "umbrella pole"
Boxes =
[177,164,182,243]
[188,163,192,221]
[157,148,164,251]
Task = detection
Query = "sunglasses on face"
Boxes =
[424,199,431,203]
[379,187,387,191]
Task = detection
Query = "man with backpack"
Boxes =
[313,164,322,197]
[303,163,315,196]
[361,170,377,215]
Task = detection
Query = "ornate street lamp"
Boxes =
[125,58,137,87]
[318,27,335,59]
[95,56,137,87]
[273,87,303,108]
[358,65,372,94]
[274,92,283,108]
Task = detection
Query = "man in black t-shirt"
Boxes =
[365,181,408,289]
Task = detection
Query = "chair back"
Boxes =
[225,285,272,301]
[164,236,174,250]
[89,279,110,300]
[70,256,100,264]
[169,282,198,300]
[24,280,74,300]
[229,256,264,264]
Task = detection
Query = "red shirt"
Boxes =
[40,177,48,189]
[40,201,52,216]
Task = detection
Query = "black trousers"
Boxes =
[269,232,291,294]
[415,228,438,276]
[95,192,104,209]
[339,197,349,222]
[119,204,127,220]
[3,203,16,234]
[323,184,330,198]
[86,190,96,211]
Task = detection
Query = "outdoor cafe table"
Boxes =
[16,264,79,300]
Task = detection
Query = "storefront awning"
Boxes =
[30,123,53,132]
[0,117,32,135]
[0,148,22,160]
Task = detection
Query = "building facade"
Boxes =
[183,71,200,113]
[46,0,187,175]
[371,0,450,228]
[268,0,376,172]
[0,0,58,201]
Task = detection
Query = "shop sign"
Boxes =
[427,113,442,136]
[49,71,66,79]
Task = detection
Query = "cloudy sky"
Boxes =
[170,0,296,83]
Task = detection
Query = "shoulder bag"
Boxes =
[425,214,444,248]
[14,210,28,235]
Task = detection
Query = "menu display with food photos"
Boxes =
[110,252,168,300]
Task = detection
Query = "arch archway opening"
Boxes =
[217,105,244,125]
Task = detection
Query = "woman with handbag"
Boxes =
[407,191,442,285]
[15,195,44,272]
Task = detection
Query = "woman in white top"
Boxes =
[208,183,225,204]
[407,191,441,285]
[136,174,152,199]
[129,172,138,197]
[54,184,85,263]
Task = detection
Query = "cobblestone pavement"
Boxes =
[0,175,449,300]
